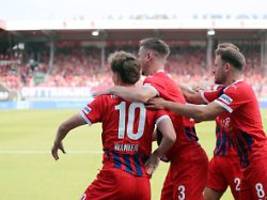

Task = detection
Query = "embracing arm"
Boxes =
[149,98,225,122]
[180,84,206,104]
[109,85,158,103]
[51,114,86,160]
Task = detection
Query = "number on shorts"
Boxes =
[234,177,241,191]
[178,185,185,200]
[255,183,265,198]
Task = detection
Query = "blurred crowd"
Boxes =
[1,45,267,98]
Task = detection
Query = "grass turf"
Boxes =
[0,109,266,200]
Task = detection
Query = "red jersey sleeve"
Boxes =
[80,96,105,125]
[154,110,171,125]
[201,85,225,104]
[143,72,186,103]
[143,76,162,96]
[214,82,252,113]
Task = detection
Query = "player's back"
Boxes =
[81,94,159,200]
[144,72,208,200]
[145,71,186,103]
[144,72,201,160]
[82,94,165,176]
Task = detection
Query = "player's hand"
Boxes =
[147,97,166,110]
[51,141,66,160]
[145,152,160,176]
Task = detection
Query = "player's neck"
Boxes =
[118,83,136,88]
[224,73,242,86]
[149,63,164,75]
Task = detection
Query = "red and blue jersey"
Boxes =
[204,81,267,168]
[80,94,169,176]
[144,71,200,161]
[201,85,237,157]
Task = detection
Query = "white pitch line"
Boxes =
[0,150,102,154]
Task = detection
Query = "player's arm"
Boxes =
[52,96,104,161]
[180,84,206,104]
[145,116,176,175]
[154,116,176,156]
[108,85,158,103]
[152,129,158,141]
[149,98,225,122]
[51,114,86,160]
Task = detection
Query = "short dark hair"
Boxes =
[215,46,246,71]
[140,38,170,58]
[108,51,141,84]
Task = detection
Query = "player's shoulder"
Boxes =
[92,94,119,104]
[213,84,225,91]
[145,71,166,81]
[204,84,224,93]
[144,74,156,83]
[222,80,254,101]
[224,80,251,93]
[92,94,108,101]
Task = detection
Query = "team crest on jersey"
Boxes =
[219,94,233,105]
[82,106,92,114]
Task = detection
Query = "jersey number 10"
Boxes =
[115,102,146,140]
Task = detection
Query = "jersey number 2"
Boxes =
[115,102,146,140]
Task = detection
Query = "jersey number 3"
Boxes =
[115,102,146,140]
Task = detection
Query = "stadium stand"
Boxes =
[1,22,267,103]
[0,43,266,99]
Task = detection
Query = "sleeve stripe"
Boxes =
[155,115,171,125]
[200,91,210,104]
[214,100,233,113]
[143,83,160,96]
[80,111,92,125]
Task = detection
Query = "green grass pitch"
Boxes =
[0,109,266,200]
